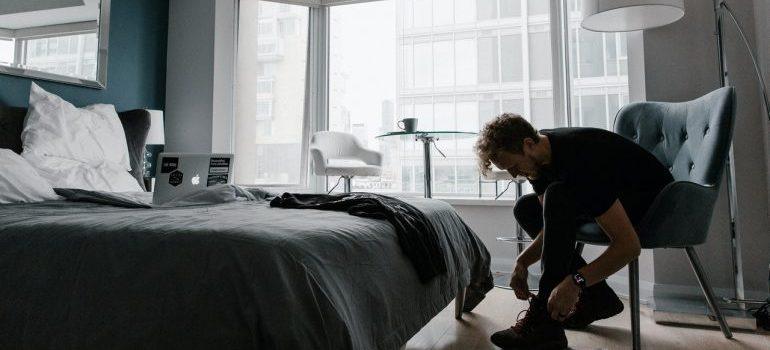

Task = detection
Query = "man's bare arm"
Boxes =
[578,199,641,287]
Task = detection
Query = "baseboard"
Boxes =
[651,283,764,331]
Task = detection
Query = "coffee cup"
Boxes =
[397,118,418,133]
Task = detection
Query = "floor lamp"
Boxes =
[583,0,770,314]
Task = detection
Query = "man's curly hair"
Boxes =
[475,113,539,176]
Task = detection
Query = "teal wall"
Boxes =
[0,0,168,111]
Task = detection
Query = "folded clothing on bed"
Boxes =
[270,192,448,283]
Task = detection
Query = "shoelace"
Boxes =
[511,299,540,335]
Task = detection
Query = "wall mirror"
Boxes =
[0,0,110,89]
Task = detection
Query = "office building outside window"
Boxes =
[328,0,628,197]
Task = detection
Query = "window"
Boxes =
[477,0,497,21]
[19,32,98,79]
[477,36,499,84]
[0,39,13,64]
[500,0,521,18]
[568,0,630,129]
[433,41,454,87]
[528,31,552,81]
[329,1,397,192]
[235,0,309,185]
[501,34,523,82]
[229,0,630,197]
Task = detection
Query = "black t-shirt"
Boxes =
[530,128,674,222]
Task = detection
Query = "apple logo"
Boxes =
[191,173,200,186]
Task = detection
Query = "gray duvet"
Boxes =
[0,191,491,350]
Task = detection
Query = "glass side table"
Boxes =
[376,130,477,198]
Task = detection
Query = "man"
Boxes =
[475,114,674,349]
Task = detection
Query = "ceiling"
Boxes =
[0,0,99,30]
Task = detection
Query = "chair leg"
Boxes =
[629,259,641,350]
[343,176,352,192]
[684,247,733,339]
[575,242,585,255]
[454,286,467,320]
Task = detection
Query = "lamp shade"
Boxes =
[145,109,165,145]
[581,0,685,32]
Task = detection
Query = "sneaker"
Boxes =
[562,280,624,330]
[490,297,568,350]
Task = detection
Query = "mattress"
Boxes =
[0,192,491,350]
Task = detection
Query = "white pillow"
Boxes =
[0,149,60,203]
[21,83,132,170]
[21,83,142,192]
[22,153,142,192]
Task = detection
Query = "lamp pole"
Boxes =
[713,0,770,309]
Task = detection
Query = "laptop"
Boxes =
[153,153,235,205]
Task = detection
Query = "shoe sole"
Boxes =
[498,340,568,350]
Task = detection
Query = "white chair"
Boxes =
[310,131,383,192]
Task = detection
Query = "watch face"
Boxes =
[573,273,586,287]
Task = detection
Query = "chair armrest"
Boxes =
[356,148,383,166]
[636,181,719,248]
[309,147,326,175]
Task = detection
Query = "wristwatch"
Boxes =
[572,272,587,290]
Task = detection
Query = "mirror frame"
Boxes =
[0,0,111,89]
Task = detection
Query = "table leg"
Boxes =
[421,137,432,198]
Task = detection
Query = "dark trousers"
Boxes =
[513,182,598,299]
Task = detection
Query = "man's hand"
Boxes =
[547,276,581,321]
[510,263,535,300]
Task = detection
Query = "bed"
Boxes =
[0,106,493,349]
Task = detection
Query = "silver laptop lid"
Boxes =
[153,153,235,205]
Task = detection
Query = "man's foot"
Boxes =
[490,297,568,350]
[562,281,624,330]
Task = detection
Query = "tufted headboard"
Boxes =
[0,106,151,190]
[613,87,735,186]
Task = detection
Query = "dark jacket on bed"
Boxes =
[270,192,447,283]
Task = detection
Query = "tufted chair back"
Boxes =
[614,87,735,186]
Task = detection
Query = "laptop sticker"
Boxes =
[161,157,179,173]
[207,174,229,186]
[209,157,231,174]
[169,170,184,187]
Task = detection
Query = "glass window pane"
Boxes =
[477,0,497,20]
[528,32,552,81]
[580,95,608,129]
[528,0,549,15]
[433,0,454,26]
[433,41,454,86]
[502,99,524,115]
[478,36,499,84]
[414,0,432,27]
[479,100,500,129]
[605,33,617,76]
[434,102,455,130]
[531,98,554,129]
[578,28,604,77]
[454,0,476,23]
[329,0,397,192]
[0,39,13,64]
[501,34,523,82]
[415,103,434,130]
[500,0,521,18]
[457,101,479,132]
[455,39,477,85]
[567,0,629,131]
[235,1,309,185]
[414,42,433,87]
[402,44,414,88]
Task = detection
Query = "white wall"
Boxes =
[165,0,236,153]
[643,0,770,300]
